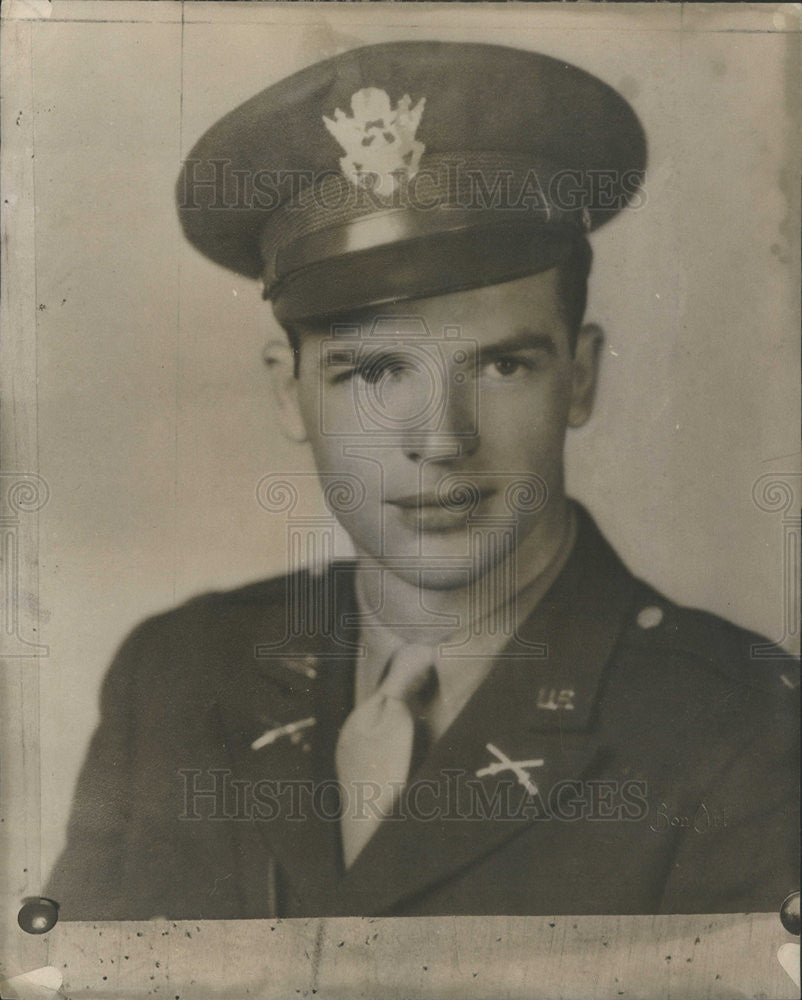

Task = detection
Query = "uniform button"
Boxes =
[636,605,664,630]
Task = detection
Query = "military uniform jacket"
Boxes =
[47,507,799,920]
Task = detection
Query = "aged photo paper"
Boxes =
[1,2,800,997]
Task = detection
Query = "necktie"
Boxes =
[336,643,436,868]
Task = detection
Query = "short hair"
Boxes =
[555,234,593,352]
[281,234,593,374]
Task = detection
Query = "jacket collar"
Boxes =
[213,565,359,913]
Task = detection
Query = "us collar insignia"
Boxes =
[251,716,316,751]
[323,87,426,196]
[536,687,576,711]
[475,742,544,797]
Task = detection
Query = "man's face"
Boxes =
[287,268,600,589]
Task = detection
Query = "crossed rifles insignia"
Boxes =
[252,722,545,800]
[251,717,316,751]
[475,742,545,797]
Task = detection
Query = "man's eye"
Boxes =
[330,357,412,386]
[483,356,533,379]
[357,359,411,385]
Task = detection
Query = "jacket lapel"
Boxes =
[333,508,642,916]
[214,564,360,914]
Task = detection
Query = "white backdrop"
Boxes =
[13,2,799,879]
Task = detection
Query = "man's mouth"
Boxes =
[388,488,495,509]
[386,488,496,529]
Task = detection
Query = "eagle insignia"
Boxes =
[323,87,426,196]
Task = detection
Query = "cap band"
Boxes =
[261,153,595,280]
[261,152,601,315]
[270,219,581,323]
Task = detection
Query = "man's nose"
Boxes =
[400,373,478,463]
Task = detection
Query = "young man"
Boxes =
[48,42,798,920]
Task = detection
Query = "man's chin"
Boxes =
[374,550,514,592]
[349,519,526,590]
[417,566,489,592]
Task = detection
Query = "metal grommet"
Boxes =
[636,605,664,630]
[18,898,59,934]
[780,890,800,936]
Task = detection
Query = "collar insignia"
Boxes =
[323,87,426,196]
[536,687,576,711]
[475,742,544,797]
[251,716,316,751]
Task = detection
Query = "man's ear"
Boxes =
[567,323,604,428]
[263,339,308,443]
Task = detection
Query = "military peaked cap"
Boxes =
[176,42,646,322]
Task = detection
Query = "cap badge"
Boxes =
[323,87,426,196]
